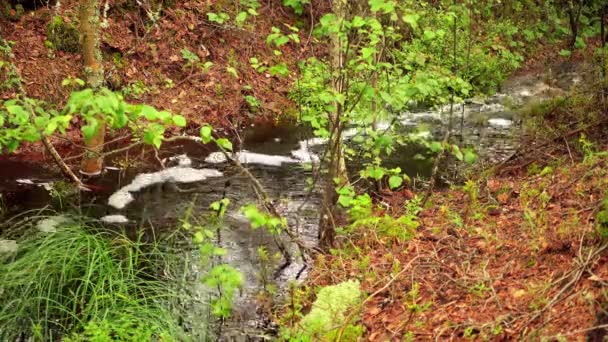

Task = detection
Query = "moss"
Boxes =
[596,198,608,240]
[290,280,363,340]
[46,16,80,53]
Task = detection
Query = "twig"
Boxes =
[2,42,87,189]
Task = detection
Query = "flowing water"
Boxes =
[0,65,584,340]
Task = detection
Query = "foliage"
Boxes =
[282,0,310,15]
[0,41,20,91]
[46,16,80,53]
[244,95,261,112]
[337,186,419,241]
[595,195,608,240]
[207,11,230,25]
[1,87,190,152]
[242,204,287,235]
[283,280,363,341]
[202,264,243,318]
[182,199,244,320]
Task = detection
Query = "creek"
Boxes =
[0,64,582,340]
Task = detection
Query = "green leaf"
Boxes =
[452,145,463,161]
[351,16,366,28]
[226,66,239,78]
[141,105,158,121]
[216,138,233,151]
[235,11,248,25]
[402,13,420,30]
[365,166,385,181]
[429,141,443,153]
[81,124,97,142]
[172,115,187,127]
[200,125,213,144]
[242,204,267,229]
[44,121,58,135]
[338,194,352,207]
[157,111,172,123]
[464,150,477,164]
[388,175,403,189]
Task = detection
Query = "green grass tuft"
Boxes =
[0,219,187,341]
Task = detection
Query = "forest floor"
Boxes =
[1,0,323,161]
[307,104,608,340]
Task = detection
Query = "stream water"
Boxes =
[0,64,584,340]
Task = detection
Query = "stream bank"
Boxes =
[0,62,590,340]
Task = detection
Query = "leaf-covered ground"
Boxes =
[1,0,322,158]
[309,132,608,340]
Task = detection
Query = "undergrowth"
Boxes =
[0,220,187,341]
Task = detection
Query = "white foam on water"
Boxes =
[168,154,192,167]
[291,141,320,163]
[37,215,70,233]
[108,167,223,209]
[488,118,512,128]
[0,240,18,254]
[205,151,300,166]
[100,214,130,224]
[479,103,505,113]
[16,179,54,191]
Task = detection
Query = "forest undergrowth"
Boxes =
[296,92,608,340]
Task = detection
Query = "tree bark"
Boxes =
[567,0,583,49]
[318,0,348,250]
[602,5,607,103]
[79,0,105,176]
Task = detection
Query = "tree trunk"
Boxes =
[79,0,105,176]
[567,0,583,49]
[602,5,607,103]
[318,0,348,250]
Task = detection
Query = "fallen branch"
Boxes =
[498,117,608,174]
[519,241,608,337]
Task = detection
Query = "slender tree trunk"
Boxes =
[601,5,607,103]
[319,0,348,250]
[567,0,583,49]
[79,0,105,176]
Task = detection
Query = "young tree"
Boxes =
[318,0,349,249]
[79,0,105,176]
[563,0,586,49]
